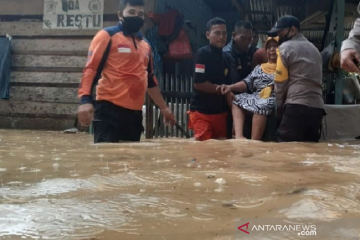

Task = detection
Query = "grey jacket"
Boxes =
[342,3,360,52]
[275,34,324,109]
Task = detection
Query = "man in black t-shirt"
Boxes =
[188,17,230,141]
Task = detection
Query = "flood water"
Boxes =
[1,129,360,240]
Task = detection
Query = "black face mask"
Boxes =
[278,28,293,45]
[122,16,144,34]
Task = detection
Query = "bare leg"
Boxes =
[232,104,247,139]
[252,114,267,140]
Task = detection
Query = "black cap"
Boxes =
[268,15,300,37]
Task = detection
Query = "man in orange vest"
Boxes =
[78,0,175,143]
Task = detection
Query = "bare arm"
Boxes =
[229,81,248,93]
[342,18,360,52]
[147,52,175,124]
[341,16,360,73]
[147,86,167,110]
[147,86,175,124]
[194,82,222,94]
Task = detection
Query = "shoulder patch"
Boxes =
[195,64,205,73]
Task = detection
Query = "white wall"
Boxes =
[156,0,212,49]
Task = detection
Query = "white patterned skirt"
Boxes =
[233,92,275,116]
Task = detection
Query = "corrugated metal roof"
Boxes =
[204,0,359,50]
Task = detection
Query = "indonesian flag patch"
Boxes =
[195,64,205,73]
[118,44,131,53]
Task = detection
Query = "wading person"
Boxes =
[268,15,325,142]
[219,37,279,140]
[188,17,231,141]
[78,0,175,143]
[223,21,255,84]
[223,21,256,138]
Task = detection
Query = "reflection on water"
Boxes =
[1,129,360,239]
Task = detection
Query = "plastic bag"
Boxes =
[166,28,193,60]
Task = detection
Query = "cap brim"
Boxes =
[267,27,282,37]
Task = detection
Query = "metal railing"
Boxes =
[145,73,194,138]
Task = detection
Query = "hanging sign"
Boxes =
[43,0,104,29]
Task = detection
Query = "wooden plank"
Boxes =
[175,75,179,137]
[145,95,154,139]
[10,71,82,83]
[0,0,155,15]
[180,75,185,138]
[11,39,91,52]
[11,82,79,88]
[1,14,118,22]
[12,67,83,72]
[185,75,190,138]
[170,74,174,137]
[13,50,88,56]
[9,86,78,103]
[0,21,117,36]
[12,54,86,68]
[300,11,326,25]
[165,74,169,138]
[0,0,108,15]
[0,116,77,131]
[0,100,78,117]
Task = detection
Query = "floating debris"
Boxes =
[222,203,235,208]
[215,178,227,185]
[206,173,216,179]
[63,128,78,134]
[287,188,308,195]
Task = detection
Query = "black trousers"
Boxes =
[277,104,326,143]
[93,101,144,143]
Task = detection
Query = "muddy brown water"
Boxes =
[1,129,360,240]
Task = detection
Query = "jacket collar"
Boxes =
[223,39,251,55]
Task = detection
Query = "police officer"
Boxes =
[268,15,325,142]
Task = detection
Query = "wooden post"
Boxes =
[145,94,154,139]
[165,74,169,138]
[335,0,345,105]
[180,75,185,138]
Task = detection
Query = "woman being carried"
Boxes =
[220,37,279,140]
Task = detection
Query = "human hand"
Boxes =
[78,104,94,127]
[340,49,360,74]
[161,107,176,126]
[216,84,232,95]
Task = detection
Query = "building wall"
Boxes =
[0,0,155,131]
[155,0,212,49]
